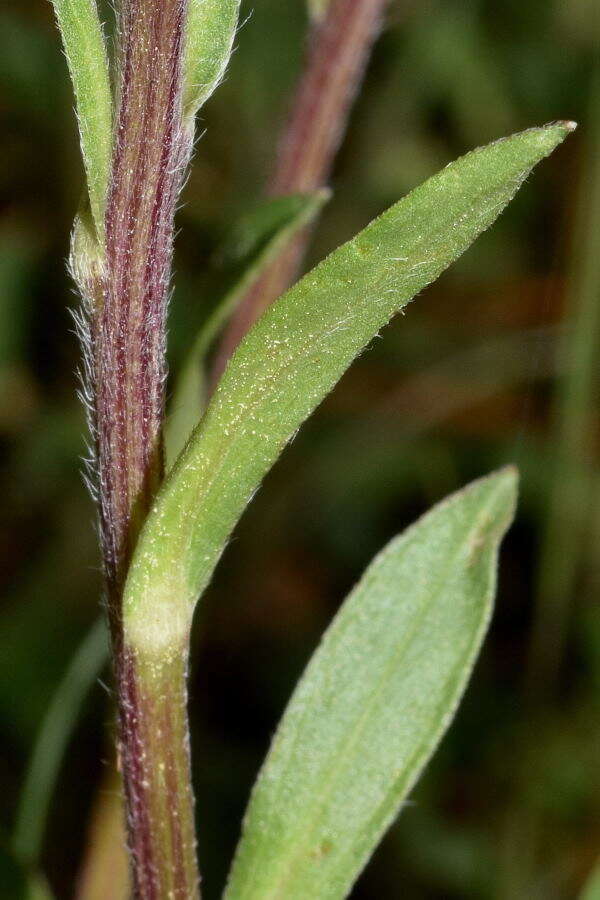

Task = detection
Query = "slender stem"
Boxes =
[211,0,387,382]
[118,645,198,898]
[88,0,200,893]
[100,0,192,597]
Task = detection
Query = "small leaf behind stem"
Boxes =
[165,191,329,466]
[50,0,112,240]
[122,123,572,653]
[224,468,517,900]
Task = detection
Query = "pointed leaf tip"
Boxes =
[124,126,559,653]
[224,469,518,900]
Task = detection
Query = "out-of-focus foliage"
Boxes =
[1,0,598,897]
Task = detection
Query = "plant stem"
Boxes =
[90,0,199,893]
[100,0,192,596]
[118,645,198,898]
[212,0,387,381]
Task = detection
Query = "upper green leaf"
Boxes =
[122,123,572,653]
[184,0,240,121]
[224,468,517,900]
[50,0,112,241]
[165,191,329,467]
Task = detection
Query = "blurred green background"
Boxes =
[1,0,599,897]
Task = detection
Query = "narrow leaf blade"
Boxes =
[165,191,329,467]
[224,468,518,900]
[12,619,108,867]
[184,0,240,119]
[123,123,572,651]
[51,0,112,238]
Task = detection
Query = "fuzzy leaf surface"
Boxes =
[166,191,329,466]
[224,468,517,899]
[123,123,571,652]
[51,0,112,238]
[184,0,240,120]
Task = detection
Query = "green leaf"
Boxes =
[50,0,112,240]
[184,0,240,120]
[12,619,108,868]
[224,468,517,900]
[123,123,572,653]
[165,191,329,467]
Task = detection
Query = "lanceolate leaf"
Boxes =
[184,0,240,120]
[165,191,329,467]
[224,468,517,899]
[51,0,112,240]
[123,123,572,652]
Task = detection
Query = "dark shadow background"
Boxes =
[0,0,598,897]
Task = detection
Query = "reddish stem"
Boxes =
[212,0,387,382]
[99,0,192,598]
[90,0,200,894]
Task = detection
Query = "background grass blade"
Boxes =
[50,0,112,239]
[528,67,600,693]
[165,192,329,466]
[122,123,571,653]
[581,858,600,900]
[224,468,517,900]
[12,618,108,868]
[184,0,240,120]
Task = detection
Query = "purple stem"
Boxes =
[100,0,192,597]
[89,0,200,894]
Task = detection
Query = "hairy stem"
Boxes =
[212,0,387,381]
[118,646,198,898]
[100,0,192,597]
[89,0,199,893]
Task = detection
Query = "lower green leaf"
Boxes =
[224,468,518,900]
